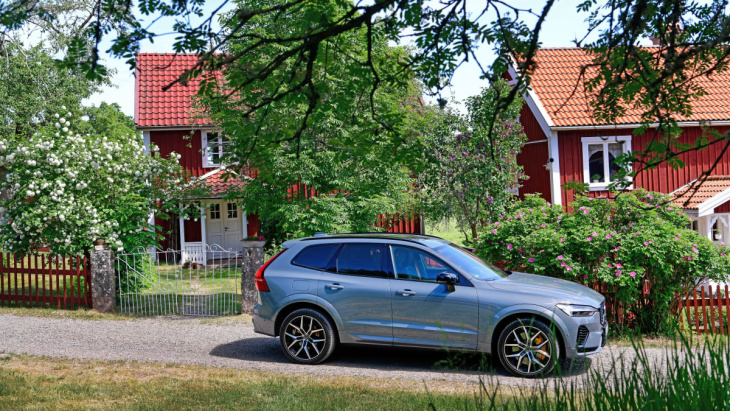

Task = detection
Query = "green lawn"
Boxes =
[0,354,497,410]
[425,220,466,246]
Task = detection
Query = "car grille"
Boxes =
[577,325,590,347]
[599,303,606,325]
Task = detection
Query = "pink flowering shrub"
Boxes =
[476,191,730,334]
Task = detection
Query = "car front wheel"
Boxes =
[279,308,337,364]
[497,318,558,377]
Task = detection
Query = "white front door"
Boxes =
[206,201,242,251]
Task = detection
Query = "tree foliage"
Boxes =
[420,80,526,242]
[477,191,730,334]
[0,40,105,141]
[199,0,421,238]
[3,1,730,195]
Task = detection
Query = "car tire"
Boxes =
[279,308,337,365]
[496,318,559,378]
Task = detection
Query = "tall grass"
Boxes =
[435,333,730,410]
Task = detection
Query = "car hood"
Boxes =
[487,272,605,307]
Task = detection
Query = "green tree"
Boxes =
[199,0,421,238]
[4,1,730,197]
[0,40,105,141]
[420,81,527,242]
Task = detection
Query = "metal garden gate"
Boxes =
[115,246,241,316]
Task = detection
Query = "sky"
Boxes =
[83,1,598,117]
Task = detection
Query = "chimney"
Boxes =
[649,36,661,46]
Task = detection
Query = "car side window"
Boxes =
[335,243,386,278]
[390,246,449,282]
[292,244,340,270]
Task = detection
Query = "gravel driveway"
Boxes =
[0,314,665,388]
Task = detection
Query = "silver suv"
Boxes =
[252,234,607,377]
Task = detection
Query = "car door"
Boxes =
[388,245,479,349]
[317,243,393,344]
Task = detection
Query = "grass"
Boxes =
[425,220,466,246]
[0,354,497,410]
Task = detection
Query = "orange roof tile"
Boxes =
[135,53,213,128]
[200,169,247,197]
[524,47,730,127]
[672,175,730,210]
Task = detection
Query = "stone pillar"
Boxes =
[91,245,116,313]
[241,244,265,314]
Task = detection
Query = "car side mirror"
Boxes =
[436,272,459,292]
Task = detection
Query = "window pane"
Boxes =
[336,244,384,278]
[293,245,339,270]
[227,203,238,218]
[391,246,447,282]
[588,145,605,183]
[608,143,623,181]
[206,132,225,165]
[210,203,220,220]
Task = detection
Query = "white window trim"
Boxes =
[202,130,225,168]
[581,135,633,191]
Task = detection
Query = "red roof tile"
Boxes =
[524,47,730,127]
[200,169,248,197]
[672,175,730,210]
[135,53,212,128]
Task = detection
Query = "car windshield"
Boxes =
[431,243,507,280]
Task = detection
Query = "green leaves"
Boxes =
[477,191,730,334]
[419,79,526,242]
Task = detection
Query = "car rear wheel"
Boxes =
[279,308,337,364]
[497,318,558,377]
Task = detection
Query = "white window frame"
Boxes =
[581,136,633,191]
[202,130,227,168]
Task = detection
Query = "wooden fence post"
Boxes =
[90,243,115,313]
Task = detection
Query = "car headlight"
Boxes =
[556,303,598,317]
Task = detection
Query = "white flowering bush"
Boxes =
[0,107,192,254]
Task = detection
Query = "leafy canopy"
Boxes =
[198,0,421,238]
[419,80,527,242]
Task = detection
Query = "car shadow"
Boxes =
[209,338,593,378]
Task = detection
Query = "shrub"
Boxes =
[476,191,730,334]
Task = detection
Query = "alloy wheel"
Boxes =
[502,324,553,375]
[283,315,327,361]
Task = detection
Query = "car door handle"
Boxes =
[325,283,344,290]
[396,289,416,296]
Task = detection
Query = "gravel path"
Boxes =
[0,314,666,388]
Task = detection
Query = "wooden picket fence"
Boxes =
[0,253,92,309]
[679,285,730,335]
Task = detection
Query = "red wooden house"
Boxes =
[509,47,730,247]
[135,53,421,262]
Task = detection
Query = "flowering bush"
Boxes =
[0,107,194,254]
[476,191,730,334]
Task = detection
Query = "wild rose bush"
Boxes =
[476,191,730,334]
[0,108,193,255]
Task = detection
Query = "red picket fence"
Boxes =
[679,285,730,335]
[0,253,92,309]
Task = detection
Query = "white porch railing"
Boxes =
[182,242,206,266]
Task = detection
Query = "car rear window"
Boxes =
[292,244,339,270]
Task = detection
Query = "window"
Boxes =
[292,244,340,270]
[209,203,220,220]
[227,203,238,218]
[335,244,385,278]
[581,136,632,190]
[390,246,449,282]
[202,131,229,168]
